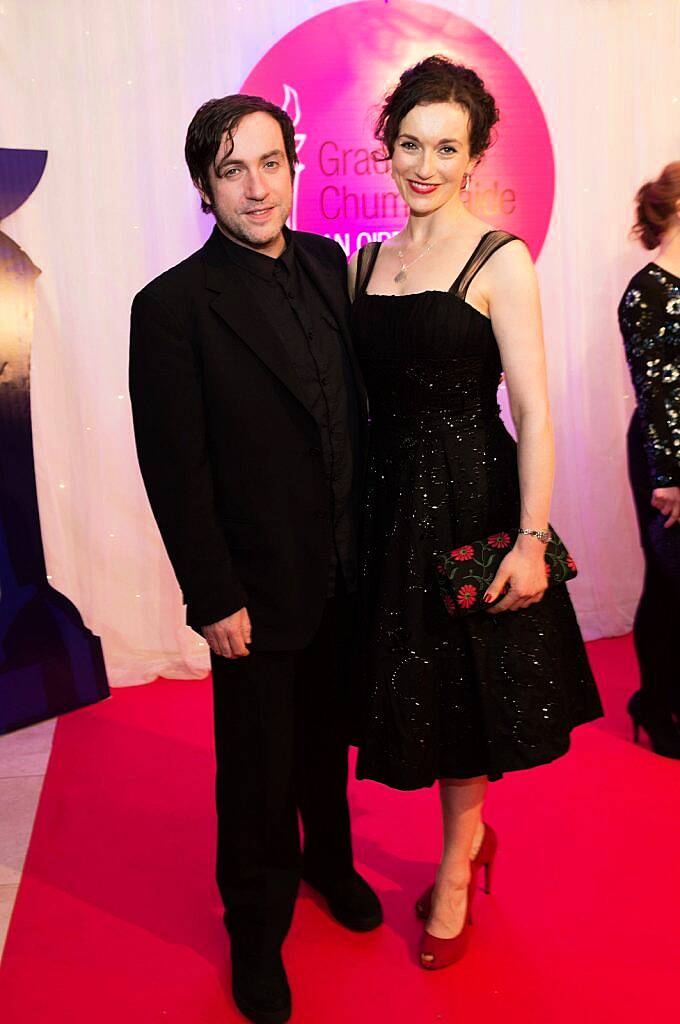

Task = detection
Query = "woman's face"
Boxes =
[390,101,478,216]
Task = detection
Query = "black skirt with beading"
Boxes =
[351,233,603,789]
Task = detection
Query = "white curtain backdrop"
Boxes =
[1,0,679,684]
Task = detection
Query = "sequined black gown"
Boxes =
[352,231,603,789]
[618,263,680,719]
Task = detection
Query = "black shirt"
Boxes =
[218,227,357,595]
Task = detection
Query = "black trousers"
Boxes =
[211,587,356,956]
[627,412,680,716]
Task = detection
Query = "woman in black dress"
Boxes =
[349,57,603,969]
[618,162,680,758]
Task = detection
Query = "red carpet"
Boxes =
[1,633,678,1022]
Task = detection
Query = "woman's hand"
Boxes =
[651,486,680,528]
[484,538,548,614]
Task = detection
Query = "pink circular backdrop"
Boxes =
[242,1,554,259]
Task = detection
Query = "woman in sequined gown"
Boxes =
[348,57,603,968]
[618,162,680,759]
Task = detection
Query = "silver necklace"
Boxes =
[394,238,441,284]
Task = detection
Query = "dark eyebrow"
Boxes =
[398,133,461,146]
[215,149,285,173]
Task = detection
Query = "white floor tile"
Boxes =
[0,775,48,885]
[0,719,56,778]
[0,883,19,962]
[0,721,56,966]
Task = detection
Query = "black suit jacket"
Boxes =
[129,226,368,650]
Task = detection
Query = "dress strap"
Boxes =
[355,241,382,297]
[450,230,519,300]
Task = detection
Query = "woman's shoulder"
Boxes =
[349,241,382,298]
[618,263,670,319]
[350,240,381,266]
[484,227,527,253]
[617,263,680,338]
[623,262,656,289]
[472,228,529,272]
[474,230,532,291]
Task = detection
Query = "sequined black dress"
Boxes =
[619,264,680,489]
[352,231,603,789]
[618,263,680,718]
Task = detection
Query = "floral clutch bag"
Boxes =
[434,526,578,616]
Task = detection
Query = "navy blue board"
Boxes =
[0,148,109,734]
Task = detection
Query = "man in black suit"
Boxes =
[129,95,381,1024]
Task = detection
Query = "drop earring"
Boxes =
[464,173,471,192]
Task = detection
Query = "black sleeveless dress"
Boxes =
[351,231,603,789]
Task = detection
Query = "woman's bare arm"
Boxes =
[482,240,554,612]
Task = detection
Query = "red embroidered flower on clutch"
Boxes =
[457,584,477,608]
[450,545,474,561]
[436,524,576,617]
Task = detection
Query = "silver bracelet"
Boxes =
[517,527,552,544]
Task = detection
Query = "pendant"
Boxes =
[394,269,407,284]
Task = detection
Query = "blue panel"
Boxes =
[0,154,110,735]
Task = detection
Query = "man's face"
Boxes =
[200,112,293,252]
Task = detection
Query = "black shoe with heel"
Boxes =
[628,691,680,760]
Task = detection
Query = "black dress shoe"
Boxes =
[302,869,383,932]
[231,949,291,1024]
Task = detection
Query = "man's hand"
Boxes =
[651,486,680,529]
[203,607,252,658]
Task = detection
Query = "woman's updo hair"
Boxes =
[631,161,680,250]
[375,55,499,161]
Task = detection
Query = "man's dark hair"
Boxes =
[375,55,499,161]
[185,94,298,213]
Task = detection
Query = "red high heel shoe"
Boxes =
[415,822,498,920]
[475,821,498,895]
[419,875,475,970]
